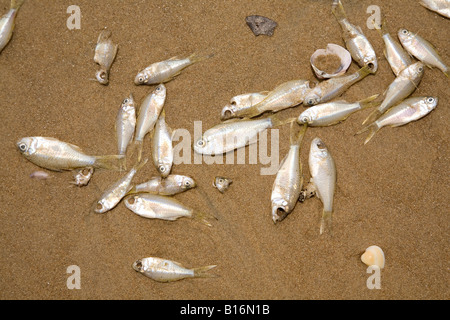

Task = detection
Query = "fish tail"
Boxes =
[93,154,125,170]
[269,114,297,128]
[129,140,144,163]
[376,17,389,36]
[356,122,380,145]
[11,0,25,10]
[331,0,347,21]
[188,53,215,65]
[320,210,333,235]
[192,265,217,279]
[362,108,382,125]
[193,210,217,227]
[358,94,380,110]
[290,121,308,146]
[357,65,372,80]
[97,29,112,43]
[118,155,127,171]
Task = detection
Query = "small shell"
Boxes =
[71,167,94,187]
[310,44,352,79]
[213,177,233,193]
[361,245,385,268]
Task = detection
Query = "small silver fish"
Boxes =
[271,123,307,223]
[213,177,233,193]
[220,92,268,121]
[194,116,293,155]
[303,66,371,106]
[398,28,448,76]
[152,110,173,178]
[17,137,123,171]
[363,61,424,125]
[116,94,136,168]
[134,53,213,85]
[71,167,94,187]
[297,95,378,127]
[357,96,438,144]
[133,84,166,162]
[94,29,118,85]
[375,20,412,76]
[94,159,147,214]
[132,256,216,282]
[230,79,311,118]
[308,138,336,235]
[131,175,196,196]
[0,0,24,53]
[420,0,450,19]
[332,0,378,73]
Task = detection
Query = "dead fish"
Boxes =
[71,167,94,187]
[0,0,25,53]
[29,171,50,180]
[398,28,448,76]
[220,92,268,121]
[124,193,210,225]
[357,96,438,144]
[332,0,378,73]
[245,15,278,36]
[213,177,233,193]
[130,175,196,196]
[16,137,124,171]
[375,20,412,76]
[297,94,379,127]
[308,138,336,235]
[271,123,307,223]
[194,115,294,155]
[133,84,166,162]
[231,79,311,119]
[152,110,173,178]
[132,256,216,282]
[134,53,213,85]
[94,159,147,214]
[363,61,424,125]
[94,29,118,85]
[303,66,371,107]
[420,0,450,19]
[116,94,136,169]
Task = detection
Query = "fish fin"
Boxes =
[319,210,333,235]
[11,0,25,10]
[167,55,182,61]
[269,114,297,128]
[362,108,383,125]
[356,122,381,145]
[162,71,182,83]
[188,53,215,65]
[193,211,216,227]
[93,154,125,170]
[97,29,112,43]
[331,0,347,21]
[259,91,270,95]
[192,265,217,279]
[290,121,308,146]
[374,17,388,36]
[358,94,380,110]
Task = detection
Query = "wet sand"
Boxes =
[0,0,448,299]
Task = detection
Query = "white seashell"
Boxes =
[310,44,352,79]
[361,245,385,268]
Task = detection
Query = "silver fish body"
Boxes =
[134,53,212,85]
[332,0,378,73]
[71,167,94,187]
[358,96,438,144]
[398,28,448,75]
[233,80,311,118]
[308,138,336,235]
[132,175,196,196]
[16,137,122,171]
[124,194,193,221]
[220,92,268,121]
[116,94,136,157]
[0,0,24,53]
[94,30,118,84]
[420,0,450,18]
[303,66,371,106]
[132,257,216,282]
[152,111,173,177]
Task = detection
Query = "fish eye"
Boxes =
[159,165,166,172]
[197,139,205,147]
[135,261,142,269]
[127,197,136,205]
[218,178,224,184]
[230,100,236,106]
[301,117,309,123]
[402,29,408,34]
[427,97,434,103]
[96,202,103,211]
[18,143,27,152]
[184,181,191,187]
[139,77,144,83]
[418,67,423,72]
[123,98,129,104]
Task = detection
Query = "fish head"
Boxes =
[303,91,321,107]
[180,176,196,190]
[193,136,213,154]
[271,199,289,223]
[16,137,36,156]
[96,69,109,85]
[310,137,330,160]
[94,198,110,214]
[132,259,144,273]
[422,96,438,112]
[72,167,94,186]
[156,161,172,178]
[410,62,425,78]
[364,56,378,74]
[220,104,237,120]
[213,177,232,193]
[124,195,143,211]
[297,111,313,125]
[153,84,167,98]
[134,72,149,85]
[121,94,135,109]
[397,28,414,45]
